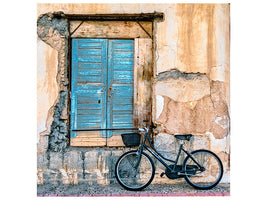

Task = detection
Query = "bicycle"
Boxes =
[115,120,223,191]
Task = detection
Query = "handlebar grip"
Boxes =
[143,120,149,122]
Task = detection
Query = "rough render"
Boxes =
[37,3,230,185]
[155,80,230,138]
[37,13,70,152]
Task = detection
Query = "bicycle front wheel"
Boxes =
[115,150,155,191]
[183,149,223,190]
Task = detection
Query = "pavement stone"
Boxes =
[37,182,230,197]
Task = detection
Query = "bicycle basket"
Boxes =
[121,133,141,147]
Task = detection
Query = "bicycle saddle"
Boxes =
[174,134,192,141]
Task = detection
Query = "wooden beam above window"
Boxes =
[52,11,164,21]
[70,21,153,38]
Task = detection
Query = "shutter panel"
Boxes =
[70,39,136,146]
[107,40,134,137]
[71,39,107,138]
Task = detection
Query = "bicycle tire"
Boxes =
[115,150,155,191]
[183,149,223,190]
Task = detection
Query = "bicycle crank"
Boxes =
[165,165,184,179]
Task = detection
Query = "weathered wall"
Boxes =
[37,3,230,186]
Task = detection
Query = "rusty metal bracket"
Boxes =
[136,21,152,39]
[70,21,84,36]
[72,128,139,132]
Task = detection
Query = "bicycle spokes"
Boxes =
[183,150,223,189]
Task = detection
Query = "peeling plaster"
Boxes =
[155,71,210,103]
[206,132,230,154]
[156,95,164,119]
[215,115,229,129]
[155,81,230,139]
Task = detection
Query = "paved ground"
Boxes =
[37,182,230,197]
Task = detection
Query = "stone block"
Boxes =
[43,169,61,185]
[63,150,83,170]
[37,153,49,169]
[154,132,179,160]
[110,150,123,169]
[84,151,99,172]
[97,150,112,185]
[59,168,79,185]
[37,168,44,185]
[49,152,63,170]
[189,135,210,151]
[84,150,98,185]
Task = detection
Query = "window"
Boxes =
[69,21,153,147]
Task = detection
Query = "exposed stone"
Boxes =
[97,151,112,185]
[37,168,44,185]
[48,91,68,152]
[43,169,61,185]
[37,13,69,41]
[84,151,99,185]
[217,151,230,183]
[49,152,63,170]
[157,69,206,81]
[84,150,113,185]
[63,150,84,169]
[154,132,179,161]
[110,150,124,183]
[189,135,210,151]
[59,168,79,185]
[37,153,49,169]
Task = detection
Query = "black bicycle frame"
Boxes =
[137,129,203,173]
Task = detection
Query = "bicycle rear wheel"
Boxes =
[183,149,223,190]
[115,150,155,191]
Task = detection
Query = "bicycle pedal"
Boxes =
[160,172,165,177]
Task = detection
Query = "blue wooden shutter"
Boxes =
[107,40,134,137]
[71,39,108,138]
[71,39,134,141]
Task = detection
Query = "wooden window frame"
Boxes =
[69,20,153,147]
